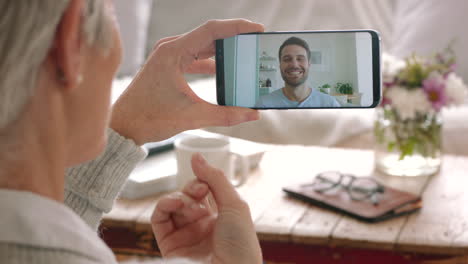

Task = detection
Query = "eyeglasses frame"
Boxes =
[310,171,385,205]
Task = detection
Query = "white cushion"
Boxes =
[188,77,468,156]
[188,78,375,146]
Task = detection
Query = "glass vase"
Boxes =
[374,106,442,177]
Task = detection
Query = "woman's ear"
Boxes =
[51,0,84,89]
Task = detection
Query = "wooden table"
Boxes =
[102,145,468,263]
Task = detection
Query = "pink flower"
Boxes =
[381,96,392,107]
[422,74,448,111]
[450,63,457,72]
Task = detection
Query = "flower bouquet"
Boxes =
[375,48,468,176]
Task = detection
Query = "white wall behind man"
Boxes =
[235,36,258,107]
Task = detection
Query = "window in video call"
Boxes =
[222,32,375,108]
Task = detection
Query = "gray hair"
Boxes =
[0,0,113,129]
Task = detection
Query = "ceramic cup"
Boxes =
[174,136,249,189]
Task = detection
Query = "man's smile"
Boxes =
[285,68,304,78]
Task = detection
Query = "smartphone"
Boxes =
[216,30,381,109]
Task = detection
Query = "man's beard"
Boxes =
[281,67,309,87]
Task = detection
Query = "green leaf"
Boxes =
[398,57,431,88]
[387,142,396,152]
[399,138,416,160]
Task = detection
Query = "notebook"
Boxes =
[283,177,422,223]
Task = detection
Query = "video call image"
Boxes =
[222,32,375,108]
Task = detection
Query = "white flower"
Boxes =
[445,73,468,106]
[386,86,432,120]
[382,53,405,83]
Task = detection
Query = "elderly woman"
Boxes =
[0,0,264,263]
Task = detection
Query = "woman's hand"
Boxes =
[151,153,262,264]
[110,19,264,145]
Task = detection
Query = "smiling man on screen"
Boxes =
[255,36,340,108]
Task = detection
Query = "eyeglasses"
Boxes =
[305,171,385,205]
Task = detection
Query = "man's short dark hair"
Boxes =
[278,37,311,62]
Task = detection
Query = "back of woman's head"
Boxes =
[0,0,113,129]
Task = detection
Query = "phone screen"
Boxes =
[216,30,381,109]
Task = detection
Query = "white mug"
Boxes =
[174,136,249,189]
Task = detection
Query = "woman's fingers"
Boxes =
[178,19,264,51]
[151,195,184,240]
[182,180,210,199]
[190,153,262,264]
[188,103,260,128]
[174,19,264,67]
[152,35,182,51]
[151,190,210,239]
[154,20,263,72]
[191,153,246,209]
[185,58,216,74]
[182,179,215,212]
[151,191,214,257]
[158,215,216,258]
[167,181,211,228]
[171,203,209,229]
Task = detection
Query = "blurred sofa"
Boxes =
[113,0,468,156]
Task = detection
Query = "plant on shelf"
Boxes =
[336,82,353,94]
[318,83,331,94]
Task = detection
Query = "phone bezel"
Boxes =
[216,30,381,109]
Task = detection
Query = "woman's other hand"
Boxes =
[151,153,262,264]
